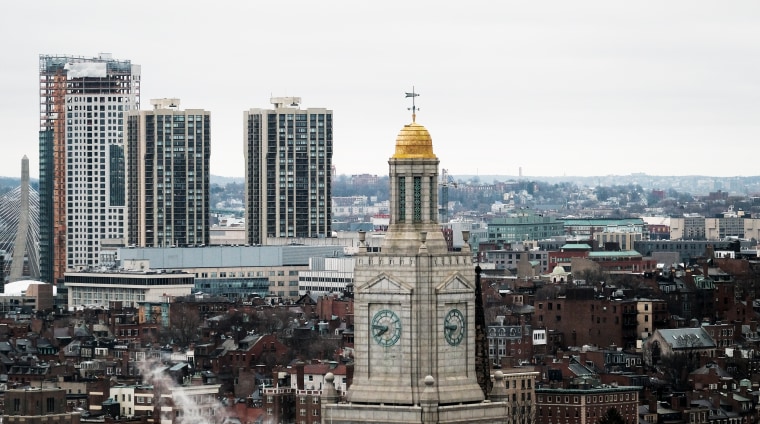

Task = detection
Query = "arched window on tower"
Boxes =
[413,176,422,222]
[398,176,406,222]
[429,175,436,223]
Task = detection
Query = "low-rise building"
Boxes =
[499,367,539,423]
[643,327,717,366]
[535,380,641,424]
[487,213,565,244]
[3,387,81,424]
[0,280,55,312]
[119,245,346,300]
[486,249,549,274]
[571,250,657,275]
[109,384,155,418]
[298,257,354,297]
[156,382,222,424]
[64,270,194,309]
[561,218,647,239]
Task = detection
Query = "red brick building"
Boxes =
[532,288,627,349]
[536,383,640,424]
[572,251,658,275]
[547,243,592,272]
[315,295,354,326]
[220,334,289,372]
[3,388,81,424]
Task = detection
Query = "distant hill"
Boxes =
[211,175,244,186]
[0,177,38,196]
[452,174,760,195]
[212,174,760,195]
[2,173,758,195]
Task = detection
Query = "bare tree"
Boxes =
[534,285,561,301]
[168,303,201,347]
[254,307,298,335]
[300,335,341,361]
[656,337,703,392]
[597,407,626,424]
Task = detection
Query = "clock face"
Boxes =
[371,309,402,347]
[444,308,466,346]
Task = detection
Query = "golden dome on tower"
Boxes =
[392,120,436,159]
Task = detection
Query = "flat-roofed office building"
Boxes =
[64,270,194,309]
[119,245,344,300]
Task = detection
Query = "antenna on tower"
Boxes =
[405,87,420,122]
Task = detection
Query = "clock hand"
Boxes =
[445,324,458,331]
[373,324,388,334]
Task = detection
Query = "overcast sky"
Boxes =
[2,1,759,180]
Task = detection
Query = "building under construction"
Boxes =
[39,53,140,284]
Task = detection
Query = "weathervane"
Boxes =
[405,87,420,122]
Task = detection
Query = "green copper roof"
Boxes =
[561,243,592,250]
[587,250,642,258]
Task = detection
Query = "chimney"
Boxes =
[649,396,658,413]
[296,362,305,390]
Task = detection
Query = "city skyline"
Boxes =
[2,1,760,180]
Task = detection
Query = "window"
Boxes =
[398,176,406,222]
[429,175,436,222]
[413,176,422,222]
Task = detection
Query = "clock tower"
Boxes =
[345,99,484,407]
[323,93,512,423]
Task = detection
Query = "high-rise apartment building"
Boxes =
[39,53,140,281]
[244,97,332,245]
[126,99,210,247]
